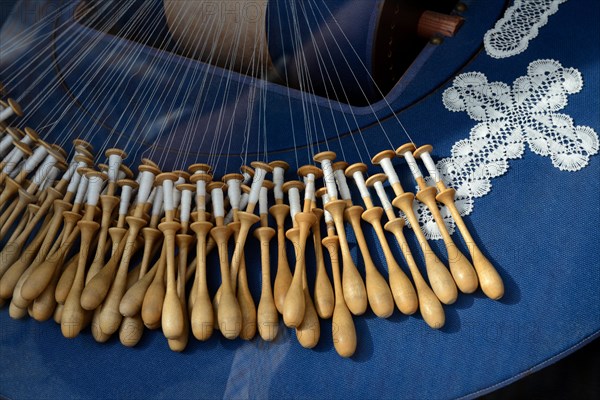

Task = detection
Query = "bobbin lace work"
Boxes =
[414,59,598,240]
[484,0,567,59]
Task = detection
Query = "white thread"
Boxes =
[400,150,424,180]
[0,136,13,155]
[86,176,103,206]
[259,186,268,215]
[248,166,267,207]
[288,187,301,221]
[320,159,338,199]
[180,189,192,223]
[2,146,25,174]
[0,107,14,122]
[211,186,225,218]
[74,175,89,205]
[373,181,393,212]
[304,173,315,203]
[172,177,185,209]
[9,159,24,178]
[162,179,174,211]
[334,169,352,201]
[380,158,400,186]
[117,169,126,181]
[147,187,157,205]
[31,153,56,187]
[66,161,87,194]
[419,152,441,183]
[227,178,242,210]
[40,166,60,191]
[119,185,134,216]
[273,167,285,200]
[107,154,122,182]
[151,187,164,216]
[352,170,370,199]
[195,179,207,209]
[137,171,155,205]
[21,136,33,146]
[242,171,252,184]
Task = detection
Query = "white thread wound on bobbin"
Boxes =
[352,171,370,199]
[259,186,268,215]
[288,187,301,221]
[151,186,164,216]
[31,153,57,187]
[334,169,351,201]
[400,150,423,180]
[180,189,192,223]
[119,185,134,216]
[40,166,60,191]
[2,146,25,174]
[0,136,12,155]
[380,158,400,186]
[86,176,103,206]
[162,179,174,211]
[227,178,242,210]
[74,175,89,205]
[107,154,122,182]
[22,145,47,175]
[373,181,393,212]
[211,187,225,218]
[0,107,14,122]
[320,159,338,199]
[419,152,442,183]
[172,176,185,211]
[304,174,315,203]
[67,161,87,194]
[273,167,285,200]
[248,167,267,207]
[137,171,155,205]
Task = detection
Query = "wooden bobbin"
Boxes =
[280,180,305,327]
[413,144,504,300]
[61,171,106,338]
[347,163,419,316]
[299,165,334,320]
[375,151,458,305]
[269,184,293,314]
[208,181,242,339]
[254,179,278,341]
[190,196,214,340]
[89,165,158,335]
[314,151,367,316]
[398,143,478,294]
[232,184,256,341]
[367,172,445,328]
[317,187,356,357]
[344,163,396,318]
[154,172,185,341]
[17,168,94,304]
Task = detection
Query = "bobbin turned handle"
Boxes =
[436,188,504,300]
[322,235,357,358]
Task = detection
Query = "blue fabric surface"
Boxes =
[1,0,599,399]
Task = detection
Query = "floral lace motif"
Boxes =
[484,0,567,59]
[415,60,598,239]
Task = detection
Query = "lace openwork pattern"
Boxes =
[484,0,568,59]
[415,59,598,239]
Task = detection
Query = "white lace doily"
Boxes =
[484,0,568,59]
[415,59,598,240]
